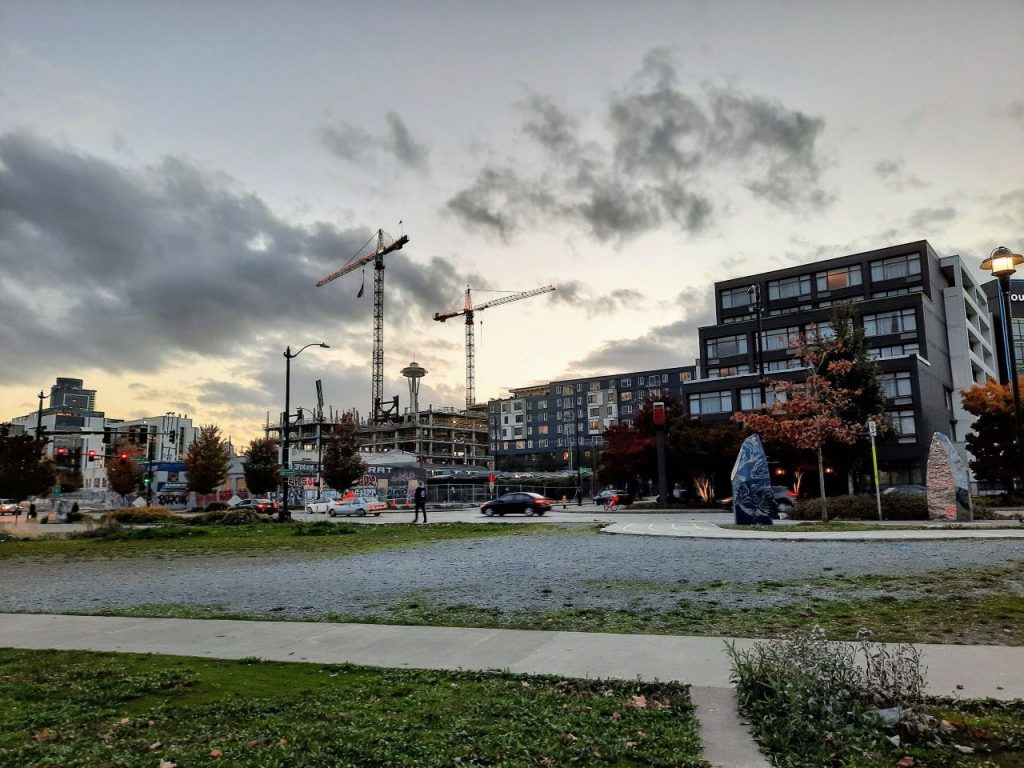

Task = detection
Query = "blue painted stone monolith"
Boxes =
[731,433,775,525]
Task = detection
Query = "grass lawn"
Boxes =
[0,520,584,559]
[0,648,705,768]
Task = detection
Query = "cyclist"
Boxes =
[603,492,620,512]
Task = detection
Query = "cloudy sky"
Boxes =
[2,1,1023,445]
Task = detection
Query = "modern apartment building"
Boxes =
[488,365,697,466]
[489,241,999,486]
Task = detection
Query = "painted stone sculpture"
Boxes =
[731,433,775,525]
[926,432,973,522]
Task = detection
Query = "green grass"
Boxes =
[0,520,586,559]
[0,648,705,768]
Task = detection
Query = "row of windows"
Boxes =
[720,254,922,311]
[706,311,915,360]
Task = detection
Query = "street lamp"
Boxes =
[281,342,329,517]
[981,247,1023,444]
[747,284,766,406]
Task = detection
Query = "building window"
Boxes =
[815,265,862,292]
[764,358,803,372]
[879,372,913,398]
[527,440,533,449]
[870,254,921,282]
[539,439,548,448]
[888,410,917,436]
[689,390,732,415]
[637,375,646,385]
[588,419,599,431]
[622,405,633,415]
[515,440,526,449]
[679,371,692,382]
[808,321,835,341]
[721,286,753,309]
[761,326,801,352]
[706,366,740,379]
[620,391,633,402]
[738,387,784,411]
[538,425,549,435]
[864,309,916,337]
[767,275,811,301]
[661,374,669,383]
[705,333,748,358]
[621,377,631,386]
[868,343,920,360]
[590,381,601,391]
[648,387,662,398]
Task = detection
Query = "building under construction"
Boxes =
[356,406,490,467]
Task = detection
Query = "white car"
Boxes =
[305,498,339,514]
[0,499,19,515]
[327,497,387,517]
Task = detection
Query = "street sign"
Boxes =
[280,469,295,478]
[488,473,496,483]
[52,485,61,498]
[868,419,877,437]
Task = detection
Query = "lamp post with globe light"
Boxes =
[281,342,329,517]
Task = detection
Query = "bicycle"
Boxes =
[602,498,620,512]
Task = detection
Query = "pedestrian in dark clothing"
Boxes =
[413,484,427,523]
[71,502,79,515]
[28,501,36,519]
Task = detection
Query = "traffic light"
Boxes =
[168,430,175,444]
[56,447,68,456]
[143,476,152,486]
[87,450,96,462]
[119,452,129,462]
[102,427,112,444]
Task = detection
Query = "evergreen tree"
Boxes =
[184,425,231,497]
[322,415,366,494]
[243,437,279,495]
[0,424,56,501]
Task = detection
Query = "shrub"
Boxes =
[101,508,177,525]
[65,510,87,523]
[71,524,206,541]
[790,493,927,521]
[292,521,359,536]
[729,627,927,764]
[184,509,272,526]
[204,502,230,512]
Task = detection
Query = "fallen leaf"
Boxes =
[630,695,648,709]
[120,717,130,724]
[563,733,578,742]
[210,748,223,757]
[34,728,49,742]
[148,742,162,751]
[159,761,177,768]
[611,711,621,721]
[954,745,975,754]
[897,758,915,768]
[625,741,637,749]
[278,739,288,746]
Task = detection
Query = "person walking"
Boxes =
[412,483,427,524]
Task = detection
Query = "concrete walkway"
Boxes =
[4,614,1024,767]
[605,520,1024,540]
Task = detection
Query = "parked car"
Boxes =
[229,498,278,513]
[0,499,19,515]
[594,489,633,507]
[883,484,928,496]
[480,492,553,517]
[718,486,797,516]
[327,497,387,517]
[771,485,798,513]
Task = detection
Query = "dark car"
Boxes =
[480,492,552,517]
[594,489,633,507]
[719,486,797,516]
[229,498,278,513]
[771,485,798,513]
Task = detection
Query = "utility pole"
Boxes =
[748,284,766,406]
[35,390,45,440]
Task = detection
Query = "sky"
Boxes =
[2,0,1023,446]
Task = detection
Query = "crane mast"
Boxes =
[434,285,556,410]
[317,228,409,422]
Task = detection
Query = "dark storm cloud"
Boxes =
[319,111,429,170]
[549,281,647,316]
[907,206,956,230]
[446,49,829,242]
[0,131,466,386]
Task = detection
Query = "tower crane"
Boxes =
[317,228,409,423]
[434,285,556,411]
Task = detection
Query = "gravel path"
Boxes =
[1,532,1022,618]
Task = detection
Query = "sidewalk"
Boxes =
[604,520,1024,540]
[4,614,1024,767]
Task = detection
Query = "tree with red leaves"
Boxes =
[734,338,865,521]
[961,377,1024,493]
